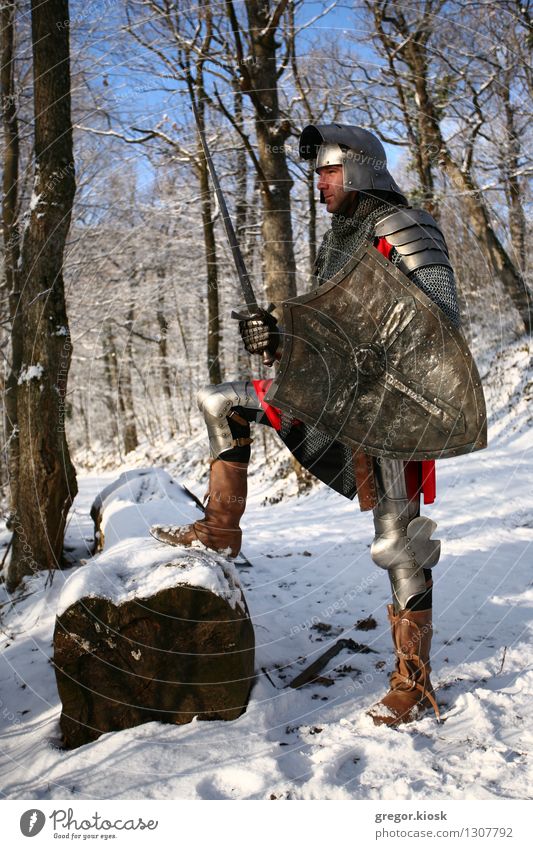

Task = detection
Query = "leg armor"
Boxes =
[197,380,263,459]
[371,458,440,611]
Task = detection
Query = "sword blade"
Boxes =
[190,97,259,313]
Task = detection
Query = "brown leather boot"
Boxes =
[367,605,440,726]
[150,459,248,558]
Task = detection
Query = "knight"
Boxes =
[151,123,485,727]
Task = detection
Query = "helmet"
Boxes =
[299,123,407,205]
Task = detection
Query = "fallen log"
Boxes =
[53,468,255,749]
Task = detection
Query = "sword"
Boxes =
[189,94,275,367]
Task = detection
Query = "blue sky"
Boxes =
[73,1,402,190]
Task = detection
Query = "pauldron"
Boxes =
[374,207,452,276]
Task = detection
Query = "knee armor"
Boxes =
[371,458,440,610]
[197,381,261,458]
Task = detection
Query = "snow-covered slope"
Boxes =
[0,340,531,800]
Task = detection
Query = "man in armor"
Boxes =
[152,123,464,727]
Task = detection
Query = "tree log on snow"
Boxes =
[53,469,255,749]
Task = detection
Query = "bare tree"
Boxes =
[119,0,223,384]
[361,0,531,334]
[1,0,21,511]
[284,11,347,278]
[215,0,297,305]
[100,319,121,457]
[6,0,77,590]
[156,282,175,436]
[122,289,139,455]
[497,64,528,273]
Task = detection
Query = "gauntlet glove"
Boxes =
[239,310,280,358]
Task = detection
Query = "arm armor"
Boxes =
[374,207,452,274]
[375,208,460,327]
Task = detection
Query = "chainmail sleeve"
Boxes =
[409,264,461,327]
[389,248,461,327]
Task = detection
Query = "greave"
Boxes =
[371,459,440,611]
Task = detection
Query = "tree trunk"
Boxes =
[101,319,120,455]
[122,299,139,454]
[253,114,297,308]
[500,74,527,272]
[401,27,439,218]
[1,0,21,522]
[371,3,439,218]
[244,0,297,306]
[441,153,531,332]
[172,298,193,435]
[7,0,77,590]
[233,83,254,378]
[233,83,248,251]
[54,469,254,749]
[372,4,531,334]
[77,394,91,456]
[196,93,222,385]
[156,284,175,436]
[0,0,19,295]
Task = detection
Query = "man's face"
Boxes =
[317,164,357,215]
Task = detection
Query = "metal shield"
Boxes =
[264,244,487,460]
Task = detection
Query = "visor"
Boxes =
[315,142,344,171]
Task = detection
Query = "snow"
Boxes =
[0,340,532,800]
[29,191,42,211]
[92,466,198,548]
[57,468,245,614]
[17,364,44,384]
[57,540,244,616]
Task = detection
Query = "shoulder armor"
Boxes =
[374,207,452,274]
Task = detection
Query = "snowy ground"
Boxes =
[0,340,531,800]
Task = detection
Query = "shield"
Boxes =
[264,244,487,460]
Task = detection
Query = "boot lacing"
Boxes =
[390,616,441,720]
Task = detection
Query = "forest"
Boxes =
[0,0,531,805]
[1,0,531,586]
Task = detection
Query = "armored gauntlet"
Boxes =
[239,311,280,358]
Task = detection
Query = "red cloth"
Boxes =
[252,235,437,504]
[421,460,436,504]
[253,378,282,431]
[405,460,436,505]
[374,236,394,261]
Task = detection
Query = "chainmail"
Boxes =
[281,416,357,499]
[341,445,357,496]
[315,195,461,327]
[407,263,460,327]
[297,425,334,465]
[279,411,294,440]
[314,194,393,285]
